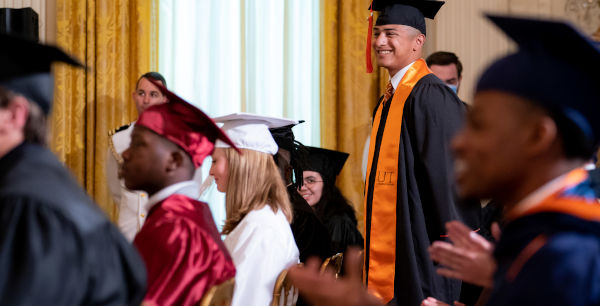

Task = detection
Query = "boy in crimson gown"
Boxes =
[121,81,239,305]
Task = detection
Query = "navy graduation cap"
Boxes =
[0,33,84,114]
[306,146,349,184]
[477,15,600,149]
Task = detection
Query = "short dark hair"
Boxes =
[136,72,167,89]
[0,87,47,146]
[426,51,463,78]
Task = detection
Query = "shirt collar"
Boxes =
[389,61,416,91]
[144,180,200,212]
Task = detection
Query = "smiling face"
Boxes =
[451,91,543,200]
[209,147,229,193]
[298,170,324,206]
[372,24,424,76]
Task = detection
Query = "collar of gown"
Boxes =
[389,61,416,92]
[144,180,200,213]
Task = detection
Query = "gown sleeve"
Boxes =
[326,214,364,254]
[0,194,146,306]
[405,82,479,240]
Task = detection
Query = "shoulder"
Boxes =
[109,123,134,154]
[0,146,107,231]
[409,74,465,109]
[108,123,132,137]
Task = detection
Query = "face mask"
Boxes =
[446,84,458,94]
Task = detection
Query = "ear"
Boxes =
[525,116,558,157]
[414,33,425,50]
[167,150,185,172]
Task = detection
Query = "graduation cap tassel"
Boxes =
[366,6,374,73]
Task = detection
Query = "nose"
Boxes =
[299,183,308,192]
[374,33,387,48]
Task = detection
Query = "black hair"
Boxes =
[426,51,463,78]
[312,174,358,226]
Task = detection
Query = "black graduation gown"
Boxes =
[365,74,480,306]
[0,143,146,305]
[322,206,364,254]
[288,185,333,262]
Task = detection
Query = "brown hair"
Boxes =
[221,148,293,234]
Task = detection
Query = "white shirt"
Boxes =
[145,180,200,212]
[106,122,204,242]
[224,205,299,306]
[389,61,416,93]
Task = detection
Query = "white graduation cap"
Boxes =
[213,112,300,155]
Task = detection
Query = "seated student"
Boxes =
[270,123,334,262]
[298,147,364,254]
[210,113,300,306]
[121,82,237,305]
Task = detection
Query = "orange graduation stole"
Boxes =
[364,59,432,302]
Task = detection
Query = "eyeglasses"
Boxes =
[303,177,323,186]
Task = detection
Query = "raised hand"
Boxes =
[428,221,498,287]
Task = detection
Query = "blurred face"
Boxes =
[209,148,229,192]
[430,64,461,92]
[452,91,535,200]
[372,24,423,76]
[133,77,167,115]
[121,126,170,195]
[298,170,324,206]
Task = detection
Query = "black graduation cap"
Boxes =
[306,146,349,184]
[477,15,600,148]
[365,0,444,72]
[369,0,445,34]
[0,33,84,114]
[269,121,309,188]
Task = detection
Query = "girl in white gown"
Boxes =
[209,113,300,306]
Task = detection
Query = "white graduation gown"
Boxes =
[224,205,299,306]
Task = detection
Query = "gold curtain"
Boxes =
[320,0,389,233]
[52,0,159,222]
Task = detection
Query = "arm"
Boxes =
[407,82,468,238]
[226,220,297,306]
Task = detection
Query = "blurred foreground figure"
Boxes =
[449,14,600,306]
[0,34,146,305]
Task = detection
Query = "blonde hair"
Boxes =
[222,148,293,234]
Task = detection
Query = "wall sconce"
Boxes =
[565,0,600,37]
